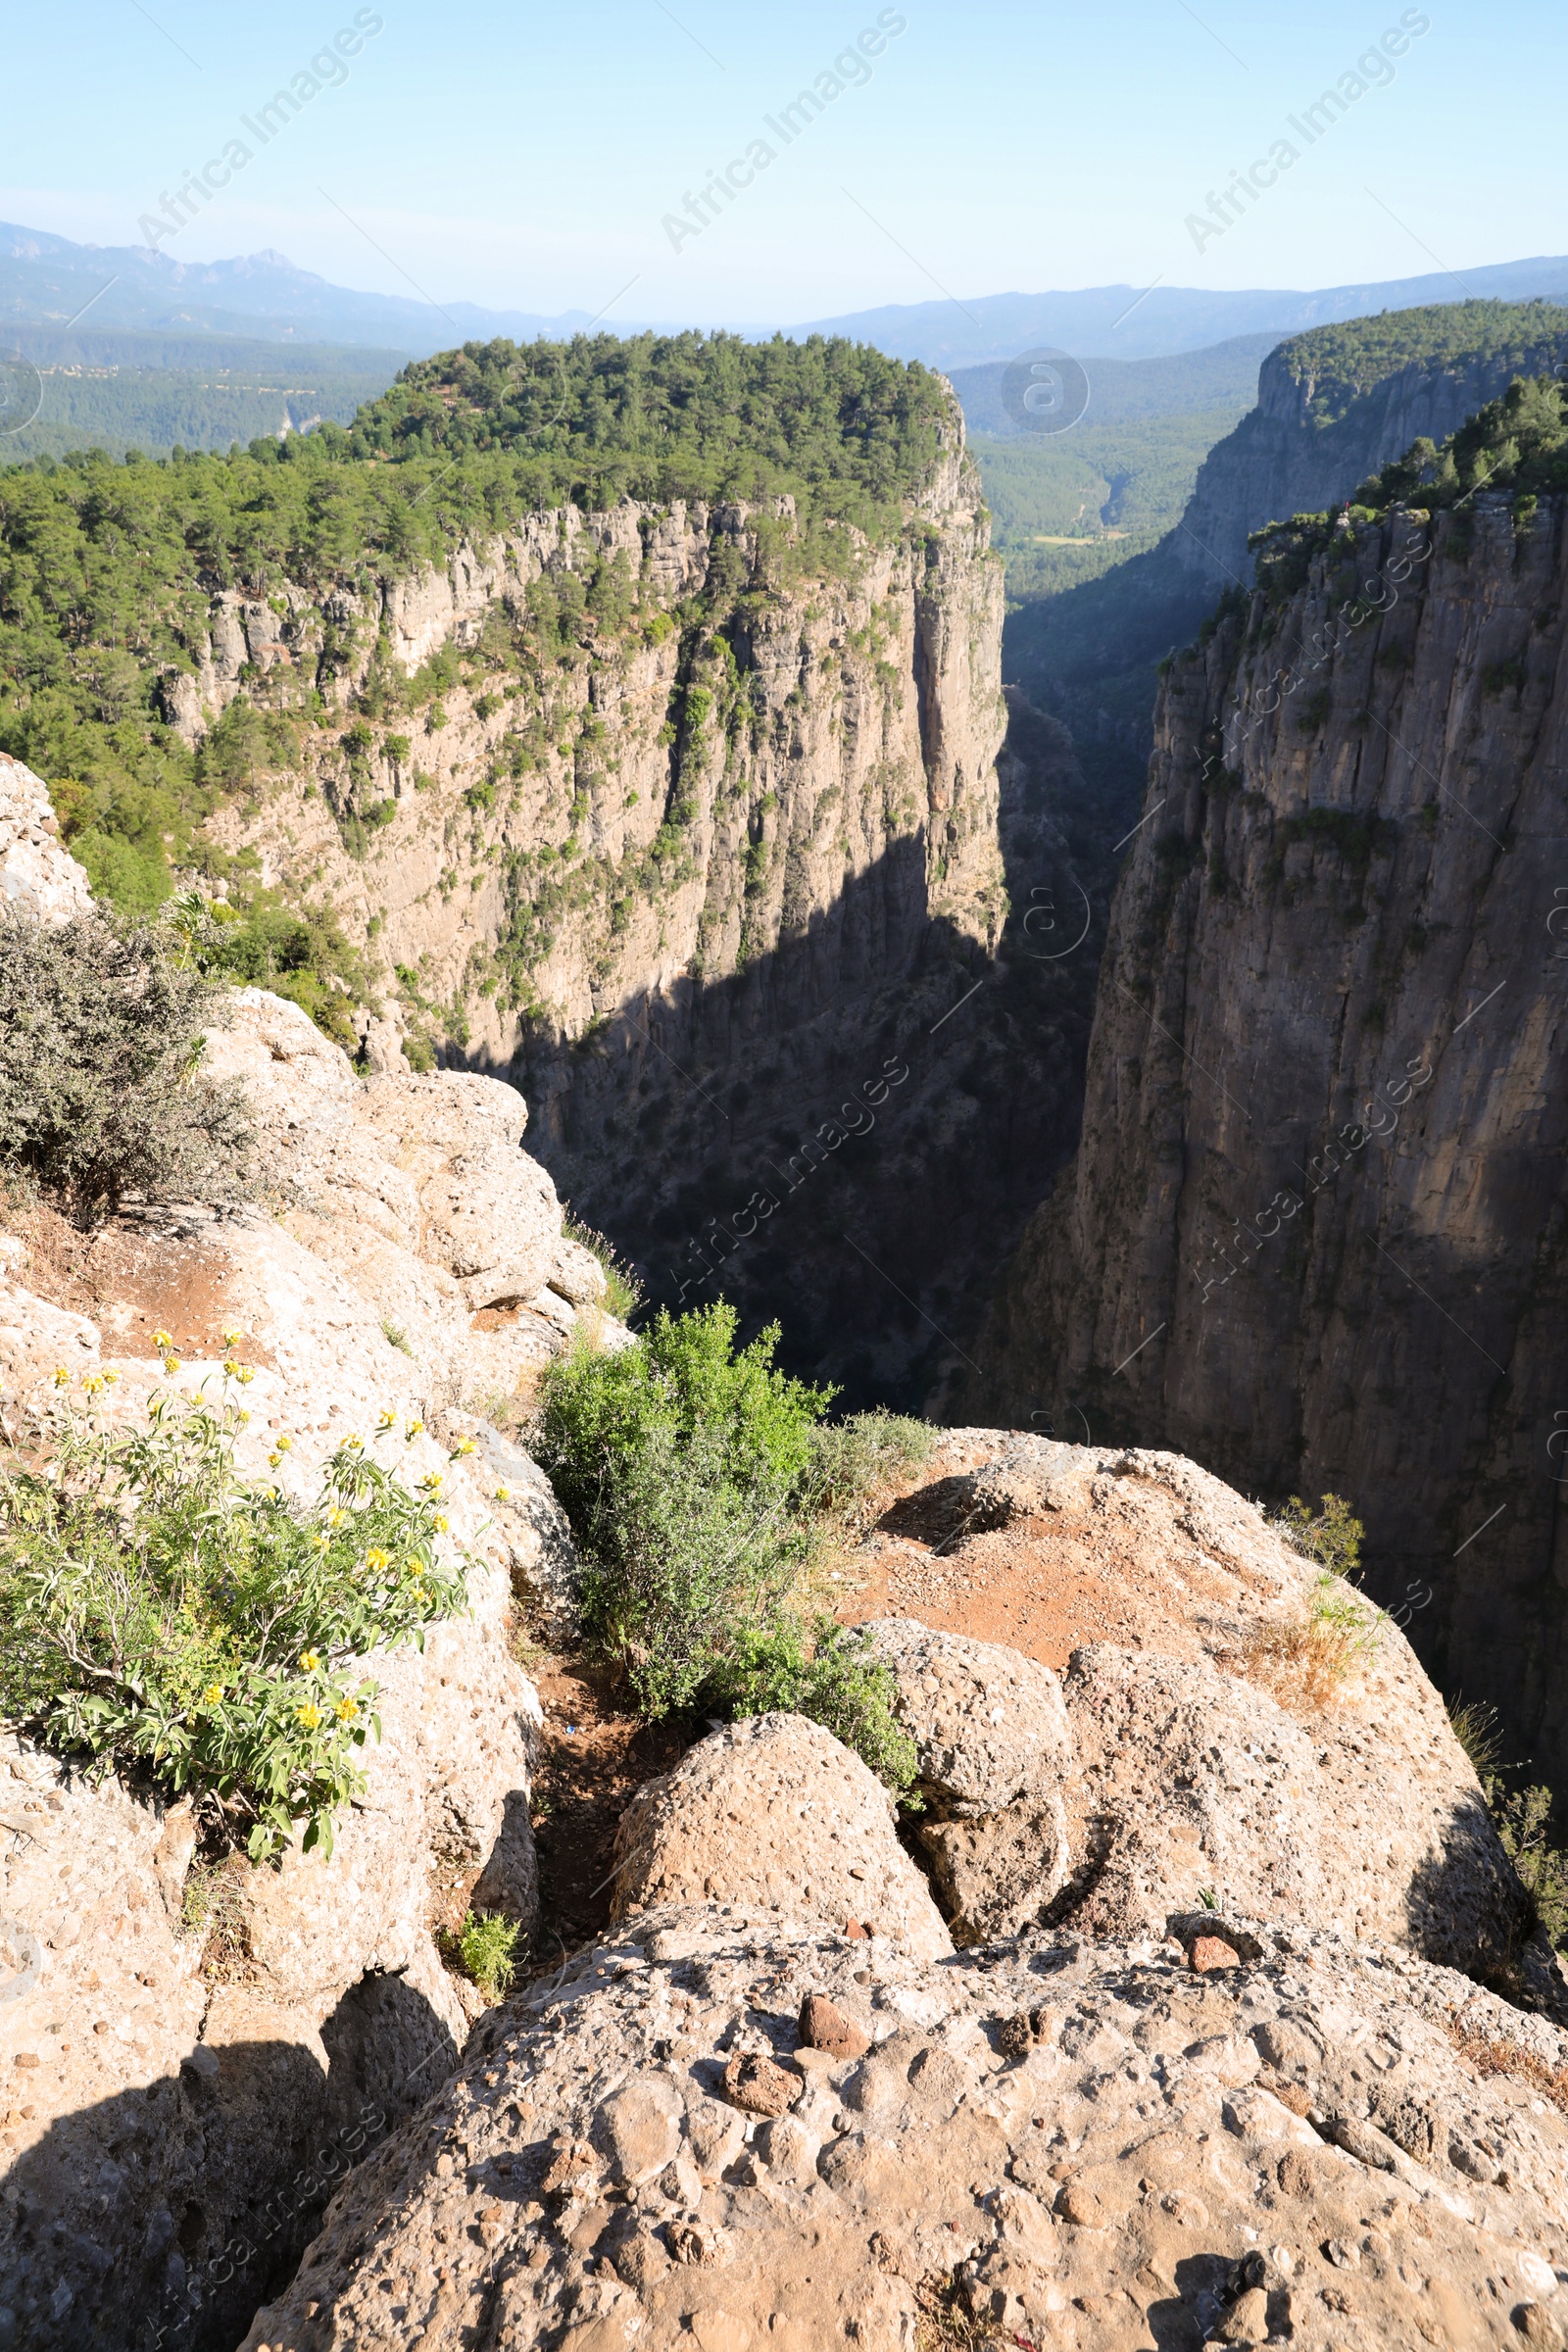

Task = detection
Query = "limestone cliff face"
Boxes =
[170,429,1034,1395]
[1177,321,1568,587]
[967,495,1568,1780]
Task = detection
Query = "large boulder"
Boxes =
[610,1714,953,1964]
[0,754,90,922]
[243,1898,1568,2352]
[1063,1639,1534,1984]
[856,1616,1073,1815]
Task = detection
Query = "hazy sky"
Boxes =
[3,1,1562,324]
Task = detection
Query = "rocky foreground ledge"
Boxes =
[244,1884,1568,2352]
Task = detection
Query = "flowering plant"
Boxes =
[0,1367,467,1860]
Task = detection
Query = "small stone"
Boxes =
[668,2219,732,2268]
[1515,2306,1568,2349]
[997,2006,1057,2057]
[798,1994,869,2060]
[1057,2179,1107,2228]
[1323,2236,1359,2269]
[1216,2282,1269,2342]
[1190,1936,1240,1973]
[720,2051,803,2118]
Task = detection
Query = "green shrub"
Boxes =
[1486,1780,1568,1948]
[0,906,254,1216]
[707,1613,918,1794]
[1274,1491,1363,1579]
[536,1303,830,1717]
[454,1908,521,1998]
[0,1374,466,1860]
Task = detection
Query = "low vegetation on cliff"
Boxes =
[0,1375,467,1860]
[535,1298,924,1786]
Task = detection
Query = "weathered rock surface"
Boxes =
[609,1714,952,1965]
[1062,1637,1534,1984]
[199,988,629,1425]
[857,1615,1073,1816]
[243,1898,1568,2352]
[0,1082,587,2345]
[0,753,89,921]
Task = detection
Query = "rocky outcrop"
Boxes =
[200,988,626,1433]
[968,492,1568,1787]
[0,754,89,920]
[0,985,626,2347]
[1176,304,1568,587]
[243,1908,1568,2350]
[842,1436,1541,1983]
[609,1714,952,1965]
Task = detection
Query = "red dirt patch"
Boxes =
[834,1443,1222,1673]
[1,1200,275,1369]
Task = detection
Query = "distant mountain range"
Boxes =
[6,220,1568,368]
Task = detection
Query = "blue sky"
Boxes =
[3,1,1562,324]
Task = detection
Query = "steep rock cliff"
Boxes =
[966,493,1568,1781]
[154,439,1101,1397]
[1178,302,1568,587]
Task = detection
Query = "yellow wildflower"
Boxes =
[299,1648,321,1673]
[222,1359,242,1381]
[377,1409,397,1432]
[203,1684,223,1706]
[276,1434,293,1453]
[162,1353,180,1376]
[343,1434,363,1452]
[268,1451,281,1469]
[152,1330,173,1351]
[431,1514,449,1534]
[295,1702,322,1732]
[314,1532,330,1552]
[494,1485,511,1502]
[221,1327,242,1348]
[335,1696,358,1722]
[237,1409,251,1425]
[405,1419,423,1442]
[418,1470,443,1494]
[238,1367,255,1387]
[327,1506,350,1528]
[366,1547,391,1573]
[450,1437,476,1459]
[102,1368,120,1387]
[51,1367,70,1389]
[83,1375,105,1397]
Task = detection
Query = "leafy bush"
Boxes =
[453,1909,522,1999]
[0,1373,466,1859]
[707,1614,918,1795]
[0,905,254,1216]
[1273,1491,1363,1579]
[535,1303,831,1719]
